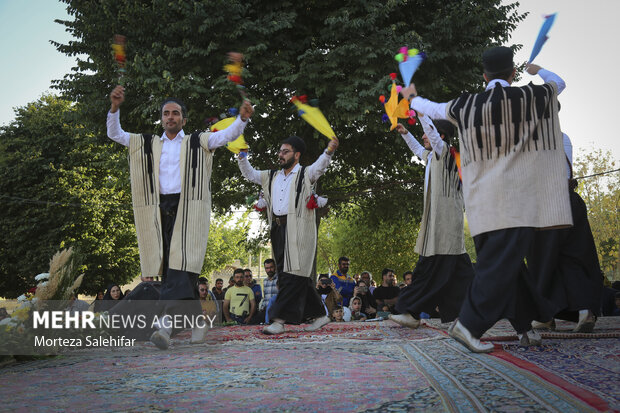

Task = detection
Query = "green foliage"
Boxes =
[1,1,525,296]
[0,96,140,297]
[53,0,525,220]
[202,213,253,276]
[574,149,620,280]
[316,204,419,283]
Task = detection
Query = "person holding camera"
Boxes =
[316,273,343,319]
[354,280,377,319]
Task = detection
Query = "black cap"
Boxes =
[482,46,514,75]
[282,135,306,155]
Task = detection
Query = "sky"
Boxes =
[0,0,619,161]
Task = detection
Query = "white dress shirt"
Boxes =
[107,110,247,194]
[400,114,445,195]
[238,152,333,215]
[410,68,566,120]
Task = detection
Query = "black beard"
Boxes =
[340,268,349,275]
[235,281,244,287]
[280,157,295,170]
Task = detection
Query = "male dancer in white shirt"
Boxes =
[237,135,338,334]
[107,85,253,349]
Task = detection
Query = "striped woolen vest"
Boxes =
[128,131,214,277]
[445,81,572,237]
[260,167,318,278]
[415,146,465,256]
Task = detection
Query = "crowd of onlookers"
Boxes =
[202,257,445,326]
[201,256,620,326]
[4,258,619,327]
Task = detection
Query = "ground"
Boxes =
[0,318,618,412]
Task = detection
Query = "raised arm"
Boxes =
[237,154,263,185]
[107,85,130,146]
[307,137,339,183]
[401,83,449,120]
[206,101,254,150]
[419,114,445,156]
[526,64,566,95]
[395,123,425,160]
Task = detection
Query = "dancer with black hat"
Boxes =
[400,46,571,352]
[237,135,339,334]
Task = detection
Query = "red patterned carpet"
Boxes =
[0,317,618,412]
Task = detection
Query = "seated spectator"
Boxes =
[198,278,218,317]
[91,290,105,311]
[211,278,226,301]
[403,271,413,286]
[355,280,377,319]
[373,268,400,313]
[223,269,256,325]
[244,268,262,310]
[348,296,367,321]
[330,256,356,306]
[317,273,343,317]
[97,284,124,312]
[265,281,279,325]
[360,271,372,288]
[67,293,90,314]
[259,259,278,323]
[331,306,345,322]
[223,276,235,294]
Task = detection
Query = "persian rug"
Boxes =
[0,318,617,412]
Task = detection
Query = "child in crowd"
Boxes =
[331,306,345,322]
[348,296,367,321]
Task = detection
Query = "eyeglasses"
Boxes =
[199,288,207,292]
[278,149,293,155]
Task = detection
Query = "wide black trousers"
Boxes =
[528,190,603,319]
[395,254,475,323]
[267,272,325,324]
[271,218,287,274]
[458,227,557,337]
[158,194,201,320]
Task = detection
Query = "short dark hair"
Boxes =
[382,268,394,277]
[403,271,413,278]
[281,135,306,154]
[198,279,208,286]
[338,256,350,264]
[233,268,244,276]
[160,97,188,119]
[244,268,252,274]
[264,258,276,266]
[318,273,330,280]
[215,278,223,283]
